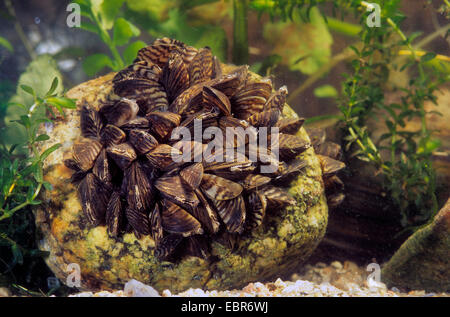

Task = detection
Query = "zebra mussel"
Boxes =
[64,38,345,262]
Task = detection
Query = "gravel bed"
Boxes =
[68,261,449,297]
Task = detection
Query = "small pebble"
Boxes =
[183,288,207,297]
[331,261,343,270]
[242,283,256,293]
[282,284,299,295]
[366,277,387,293]
[343,261,360,273]
[70,292,93,297]
[124,279,160,297]
[274,278,286,288]
[294,280,314,294]
[408,290,426,296]
[162,289,172,297]
[0,288,11,297]
[254,282,266,290]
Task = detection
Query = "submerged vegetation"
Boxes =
[0,77,75,294]
[250,0,449,229]
[0,0,448,294]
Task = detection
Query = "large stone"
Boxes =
[35,67,328,293]
[381,198,450,292]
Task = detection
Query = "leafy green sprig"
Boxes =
[75,0,146,76]
[338,2,446,228]
[0,77,75,224]
[251,0,447,227]
[1,77,75,279]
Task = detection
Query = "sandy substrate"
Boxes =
[68,261,449,297]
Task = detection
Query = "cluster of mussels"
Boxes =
[64,38,345,261]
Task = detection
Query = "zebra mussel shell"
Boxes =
[65,37,345,262]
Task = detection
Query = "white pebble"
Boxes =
[294,280,315,293]
[367,277,387,293]
[282,284,299,295]
[162,289,172,297]
[183,288,207,297]
[93,291,117,297]
[331,261,343,270]
[319,282,341,294]
[70,292,93,297]
[124,279,160,297]
[274,278,286,288]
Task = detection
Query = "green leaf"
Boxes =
[249,0,276,11]
[20,85,36,98]
[15,115,31,128]
[33,164,43,183]
[314,85,338,98]
[417,138,441,155]
[123,40,147,65]
[46,77,59,97]
[45,97,76,110]
[7,102,27,111]
[42,181,53,191]
[29,200,42,206]
[79,21,100,34]
[82,53,114,76]
[125,0,177,25]
[408,31,423,43]
[5,55,63,148]
[0,36,13,52]
[99,0,126,30]
[420,52,437,63]
[87,0,104,19]
[35,134,50,142]
[40,144,62,162]
[113,18,140,46]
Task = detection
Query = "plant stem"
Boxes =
[0,100,45,219]
[416,23,450,49]
[287,45,358,103]
[4,0,37,61]
[232,0,249,65]
[89,5,124,69]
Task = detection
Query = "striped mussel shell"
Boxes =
[65,37,345,261]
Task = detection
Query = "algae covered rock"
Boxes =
[35,64,328,293]
[382,198,450,292]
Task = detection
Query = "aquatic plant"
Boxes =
[74,0,146,76]
[251,0,449,229]
[337,2,447,229]
[0,78,75,292]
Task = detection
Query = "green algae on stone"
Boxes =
[381,198,450,292]
[35,67,328,293]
